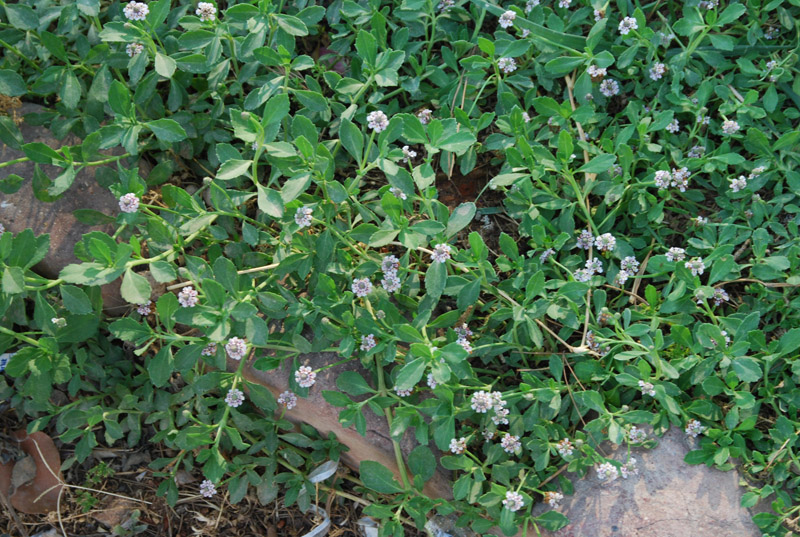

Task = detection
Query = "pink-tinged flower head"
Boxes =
[196,2,217,21]
[576,229,594,250]
[585,258,603,275]
[470,391,493,413]
[649,62,666,80]
[525,0,540,13]
[502,491,524,512]
[431,243,452,263]
[401,145,417,163]
[665,247,685,262]
[389,186,407,200]
[123,1,149,21]
[427,373,438,389]
[685,257,705,276]
[556,438,574,457]
[621,256,639,273]
[666,119,680,133]
[351,277,373,298]
[381,255,400,275]
[381,273,401,293]
[671,167,690,191]
[449,437,467,454]
[417,108,433,125]
[685,419,706,437]
[136,301,152,315]
[721,119,740,134]
[654,170,671,189]
[618,16,638,35]
[729,175,748,192]
[201,343,217,356]
[395,386,412,397]
[597,461,619,481]
[587,65,607,80]
[501,433,521,454]
[594,233,616,252]
[367,110,389,133]
[119,193,140,213]
[498,10,516,28]
[599,79,620,97]
[620,457,638,478]
[360,333,376,351]
[628,426,647,443]
[178,286,199,308]
[225,337,247,360]
[638,380,655,396]
[713,287,729,306]
[225,388,245,408]
[126,42,144,57]
[295,206,313,228]
[199,479,217,497]
[295,366,316,388]
[497,57,517,74]
[278,390,297,410]
[543,491,563,507]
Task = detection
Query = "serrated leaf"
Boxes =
[147,119,187,142]
[120,269,152,304]
[359,461,404,494]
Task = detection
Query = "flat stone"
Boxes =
[236,350,453,500]
[0,103,133,312]
[533,427,761,537]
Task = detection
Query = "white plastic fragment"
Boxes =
[307,460,339,484]
[300,505,330,537]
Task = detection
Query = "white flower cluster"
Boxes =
[367,110,389,133]
[295,206,313,228]
[653,167,691,192]
[225,337,247,360]
[431,243,452,263]
[295,365,317,388]
[379,254,401,293]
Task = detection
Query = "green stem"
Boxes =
[376,355,412,491]
[0,325,40,347]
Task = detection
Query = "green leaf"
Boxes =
[545,56,585,76]
[217,159,251,180]
[120,269,152,304]
[445,202,476,238]
[425,259,447,298]
[393,323,426,343]
[108,80,131,116]
[336,371,374,396]
[0,69,27,97]
[40,30,68,62]
[777,328,800,357]
[359,461,404,494]
[577,154,616,173]
[356,30,377,67]
[60,285,93,314]
[147,119,187,142]
[407,446,436,483]
[773,131,799,151]
[438,131,476,155]
[257,184,284,218]
[395,357,427,391]
[60,70,81,109]
[339,118,363,161]
[4,4,38,30]
[0,115,23,149]
[2,266,25,294]
[155,53,177,78]
[148,346,173,387]
[731,357,762,383]
[716,3,746,26]
[275,14,308,36]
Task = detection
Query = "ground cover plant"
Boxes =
[0,0,799,535]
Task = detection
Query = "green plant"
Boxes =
[0,0,799,535]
